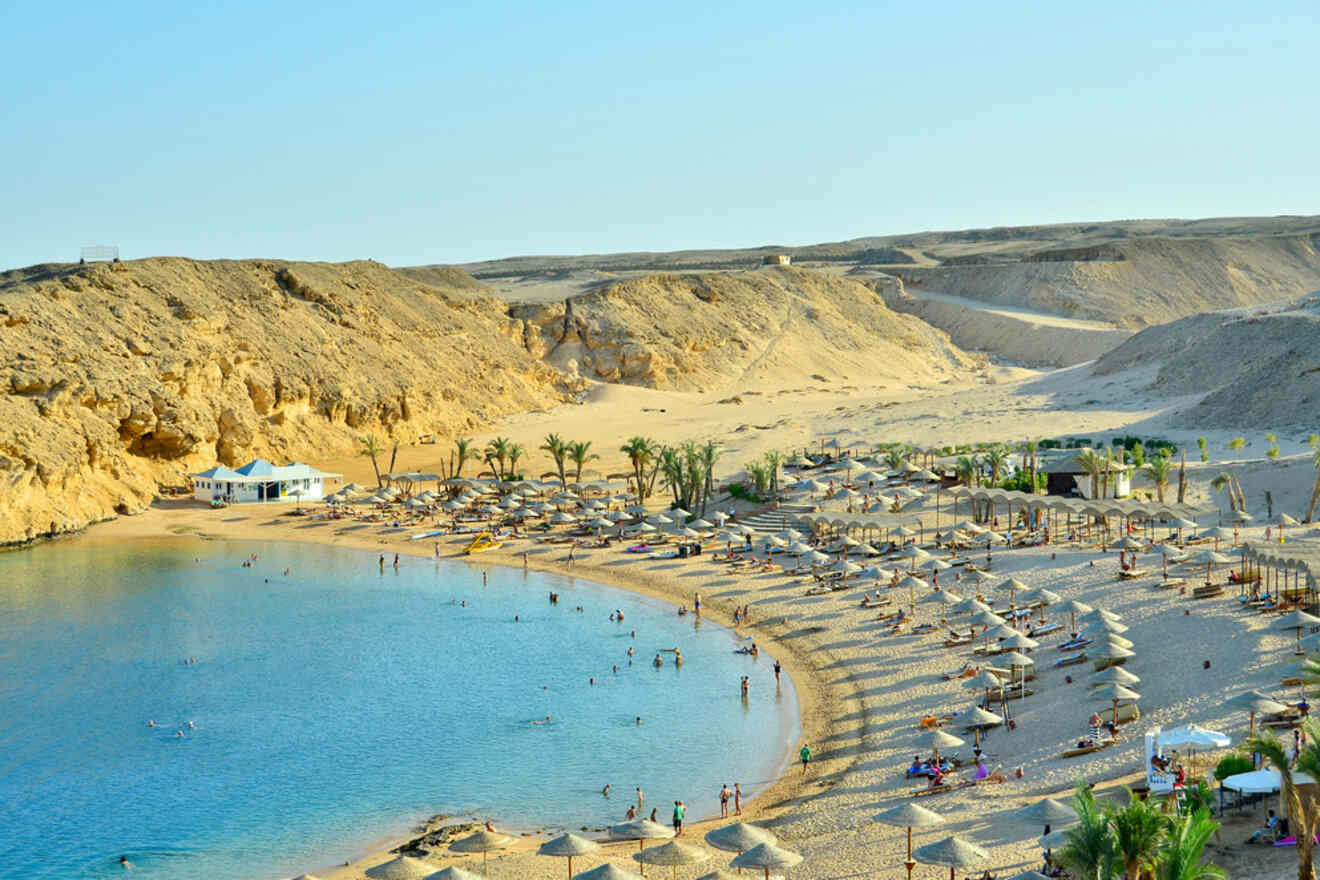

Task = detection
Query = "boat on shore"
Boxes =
[464,532,504,554]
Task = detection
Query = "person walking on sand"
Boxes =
[734,782,742,815]
[672,800,685,836]
[800,744,812,776]
[773,659,782,684]
[719,783,731,818]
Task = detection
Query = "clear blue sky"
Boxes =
[3,1,1317,270]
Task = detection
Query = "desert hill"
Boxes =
[0,259,974,545]
[507,268,977,391]
[447,216,1320,366]
[1093,292,1320,429]
[0,258,574,545]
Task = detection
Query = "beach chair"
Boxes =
[1055,652,1088,668]
[1061,740,1115,758]
[1192,584,1225,599]
[1028,622,1063,638]
[1118,568,1150,580]
[941,664,978,680]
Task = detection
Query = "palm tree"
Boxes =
[1111,789,1169,880]
[884,447,906,472]
[448,438,474,480]
[541,434,568,488]
[1075,448,1104,500]
[359,434,383,487]
[1210,472,1237,512]
[1155,808,1226,880]
[954,455,977,488]
[984,445,1009,487]
[1019,439,1039,492]
[1248,721,1320,880]
[1177,448,1188,504]
[567,440,598,485]
[621,436,654,501]
[1197,437,1208,463]
[1143,455,1173,503]
[484,437,511,480]
[762,449,780,497]
[1057,781,1119,880]
[1228,437,1246,461]
[507,443,524,480]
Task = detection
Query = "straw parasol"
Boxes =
[1005,873,1051,880]
[695,872,743,880]
[1093,683,1141,725]
[1060,600,1093,632]
[729,842,803,880]
[365,856,437,880]
[1275,610,1320,654]
[1015,797,1078,836]
[611,819,675,855]
[1089,667,1140,687]
[422,868,485,880]
[1020,587,1060,623]
[1088,632,1135,651]
[1080,616,1129,635]
[705,822,777,863]
[962,704,1003,747]
[450,830,514,874]
[952,596,993,616]
[997,577,1030,608]
[999,650,1034,687]
[912,835,990,880]
[928,728,965,762]
[633,841,709,880]
[875,802,945,880]
[964,669,1005,704]
[999,632,1040,652]
[1225,690,1291,736]
[538,833,601,879]
[573,864,645,880]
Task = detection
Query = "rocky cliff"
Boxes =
[0,258,573,545]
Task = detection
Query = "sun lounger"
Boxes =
[1061,741,1115,758]
[1058,637,1092,651]
[910,780,974,797]
[944,634,974,648]
[1055,652,1088,668]
[1193,584,1225,599]
[920,714,954,729]
[912,623,938,634]
[1028,623,1064,637]
[1155,578,1184,590]
[1093,656,1128,671]
[942,665,978,680]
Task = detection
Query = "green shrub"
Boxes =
[728,483,767,504]
[1213,754,1254,781]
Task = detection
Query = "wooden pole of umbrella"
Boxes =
[904,826,915,880]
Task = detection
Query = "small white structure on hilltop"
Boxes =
[190,459,341,504]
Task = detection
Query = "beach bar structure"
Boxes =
[1239,540,1320,612]
[190,459,341,504]
[1039,455,1132,499]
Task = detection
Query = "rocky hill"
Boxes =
[1093,292,1320,428]
[0,259,975,545]
[507,268,976,392]
[0,258,574,545]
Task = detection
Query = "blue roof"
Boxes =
[235,458,275,476]
[192,465,243,479]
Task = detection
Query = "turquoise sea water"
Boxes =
[0,538,797,880]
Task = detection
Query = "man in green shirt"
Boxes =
[800,744,812,776]
[672,800,685,835]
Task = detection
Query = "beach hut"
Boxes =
[190,459,342,505]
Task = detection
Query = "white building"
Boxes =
[190,459,341,504]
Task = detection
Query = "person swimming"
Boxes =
[531,715,552,725]
[653,654,663,667]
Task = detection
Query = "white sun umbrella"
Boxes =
[690,518,715,530]
[964,669,1006,703]
[450,830,515,873]
[633,841,709,880]
[954,520,985,534]
[628,505,650,516]
[1111,536,1143,551]
[1038,829,1071,849]
[765,534,788,549]
[850,542,881,556]
[974,531,1006,546]
[538,832,602,880]
[677,527,702,539]
[650,514,674,526]
[1020,587,1060,623]
[874,803,945,878]
[1080,608,1123,623]
[896,543,929,562]
[442,500,465,512]
[711,511,731,523]
[897,486,924,500]
[835,534,860,548]
[1159,723,1231,749]
[912,836,989,880]
[800,550,831,567]
[832,559,864,574]
[855,469,887,484]
[550,512,577,524]
[729,842,803,880]
[592,517,617,530]
[637,522,658,533]
[365,856,437,880]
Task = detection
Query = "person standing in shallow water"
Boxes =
[719,783,731,818]
[672,800,685,835]
[734,782,742,815]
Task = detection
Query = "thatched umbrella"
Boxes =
[1093,683,1141,725]
[964,669,1005,705]
[1225,690,1291,736]
[912,835,990,880]
[997,577,1030,609]
[999,632,1040,652]
[1019,587,1060,623]
[633,841,709,880]
[422,868,485,880]
[952,596,993,617]
[610,819,675,856]
[928,728,965,763]
[963,705,1004,748]
[695,871,744,880]
[365,856,437,880]
[573,864,645,880]
[1275,609,1320,655]
[919,588,962,623]
[875,802,945,880]
[999,650,1035,689]
[897,575,929,614]
[1089,666,1140,688]
[729,842,803,880]
[450,830,514,874]
[1015,797,1078,837]
[1060,600,1093,633]
[538,833,601,879]
[705,822,777,872]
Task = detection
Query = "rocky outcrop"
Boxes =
[506,268,977,391]
[0,258,574,545]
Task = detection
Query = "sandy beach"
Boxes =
[75,360,1320,880]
